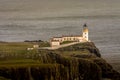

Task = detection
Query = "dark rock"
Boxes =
[0,42,119,80]
[92,58,120,80]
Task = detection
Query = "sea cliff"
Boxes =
[0,42,120,80]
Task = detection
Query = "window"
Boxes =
[74,38,76,40]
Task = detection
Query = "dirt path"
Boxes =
[39,42,80,50]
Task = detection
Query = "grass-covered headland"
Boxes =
[0,42,120,80]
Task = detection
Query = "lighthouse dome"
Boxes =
[83,28,88,32]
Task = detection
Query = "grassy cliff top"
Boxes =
[0,41,101,67]
[0,42,119,80]
[0,42,50,54]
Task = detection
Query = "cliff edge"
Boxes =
[0,42,120,80]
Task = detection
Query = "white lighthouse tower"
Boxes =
[83,24,89,41]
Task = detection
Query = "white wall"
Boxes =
[83,32,88,41]
[51,41,60,47]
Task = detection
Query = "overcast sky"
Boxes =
[0,0,120,20]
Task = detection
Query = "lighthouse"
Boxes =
[83,24,89,41]
[50,23,90,47]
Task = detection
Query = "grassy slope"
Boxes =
[0,42,119,80]
[0,42,33,54]
[0,42,97,70]
[60,41,76,45]
[0,42,50,67]
[0,42,50,54]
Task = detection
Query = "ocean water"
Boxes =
[0,0,120,72]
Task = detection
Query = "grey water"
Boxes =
[0,18,120,72]
[0,0,120,72]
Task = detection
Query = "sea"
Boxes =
[0,0,120,72]
[0,18,120,72]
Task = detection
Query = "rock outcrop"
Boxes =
[0,42,120,80]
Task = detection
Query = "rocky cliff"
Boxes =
[0,42,120,80]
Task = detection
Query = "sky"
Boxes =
[0,0,120,20]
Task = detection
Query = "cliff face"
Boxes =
[0,42,120,80]
[0,59,101,80]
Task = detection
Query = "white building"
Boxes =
[50,24,89,47]
[50,40,60,47]
[82,24,89,41]
[33,45,39,48]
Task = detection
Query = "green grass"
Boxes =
[0,58,58,68]
[0,59,42,67]
[54,50,90,58]
[0,42,33,54]
[60,41,75,45]
[38,42,50,47]
[0,42,50,54]
[0,59,39,64]
[0,42,94,66]
[62,50,90,54]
